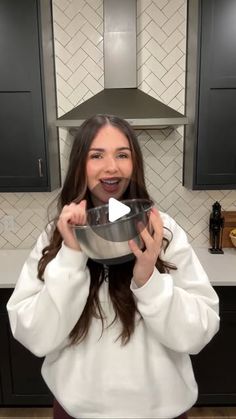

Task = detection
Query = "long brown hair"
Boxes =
[38,114,175,345]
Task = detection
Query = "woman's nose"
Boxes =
[105,156,118,172]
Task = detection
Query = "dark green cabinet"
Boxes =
[0,0,60,192]
[184,0,236,189]
[192,286,236,405]
[0,289,52,406]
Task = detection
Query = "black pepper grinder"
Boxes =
[209,201,224,254]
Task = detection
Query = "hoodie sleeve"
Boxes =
[7,229,90,357]
[130,214,220,355]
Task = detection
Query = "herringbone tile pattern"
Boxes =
[0,0,236,249]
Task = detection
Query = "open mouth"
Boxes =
[100,178,121,193]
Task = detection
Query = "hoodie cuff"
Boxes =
[55,242,88,271]
[131,268,173,304]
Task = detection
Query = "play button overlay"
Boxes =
[85,178,153,242]
[108,198,131,222]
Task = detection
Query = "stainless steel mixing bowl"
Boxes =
[73,198,153,265]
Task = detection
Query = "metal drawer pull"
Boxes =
[38,158,43,177]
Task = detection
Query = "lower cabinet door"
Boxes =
[0,314,53,406]
[191,293,236,405]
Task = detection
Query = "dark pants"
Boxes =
[53,399,76,419]
[53,399,188,419]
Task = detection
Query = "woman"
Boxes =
[7,114,219,419]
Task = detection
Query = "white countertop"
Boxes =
[0,249,31,288]
[194,247,235,286]
[0,247,235,288]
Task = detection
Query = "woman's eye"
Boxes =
[90,154,102,159]
[117,153,129,159]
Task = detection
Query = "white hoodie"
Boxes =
[7,212,219,419]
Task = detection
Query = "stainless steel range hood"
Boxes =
[56,0,188,129]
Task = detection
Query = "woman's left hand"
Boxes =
[128,207,163,287]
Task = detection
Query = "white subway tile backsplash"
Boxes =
[145,73,166,95]
[55,57,73,80]
[53,4,70,29]
[146,56,167,79]
[53,22,71,46]
[161,64,182,87]
[54,0,70,12]
[169,96,183,112]
[83,73,103,94]
[81,21,103,45]
[16,223,35,241]
[18,235,39,249]
[174,211,193,232]
[66,13,87,38]
[148,184,165,205]
[82,39,103,63]
[87,0,102,11]
[54,39,72,63]
[147,171,165,190]
[68,66,87,89]
[68,82,88,105]
[146,3,168,26]
[178,37,187,53]
[161,161,180,181]
[66,32,87,54]
[137,12,152,34]
[81,4,102,28]
[1,231,21,248]
[16,210,34,227]
[56,74,73,97]
[163,0,185,19]
[137,47,152,69]
[83,56,103,79]
[57,91,73,114]
[0,236,7,248]
[162,47,182,70]
[137,64,151,84]
[162,30,183,53]
[67,48,87,72]
[146,139,165,159]
[162,11,184,36]
[63,0,85,19]
[146,20,167,44]
[161,80,182,103]
[137,30,151,53]
[137,0,152,16]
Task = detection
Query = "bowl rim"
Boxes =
[72,198,154,230]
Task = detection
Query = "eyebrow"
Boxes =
[88,147,131,152]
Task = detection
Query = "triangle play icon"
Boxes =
[108,198,131,222]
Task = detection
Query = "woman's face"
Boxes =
[86,124,133,206]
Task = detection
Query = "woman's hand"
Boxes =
[57,200,87,251]
[128,207,163,287]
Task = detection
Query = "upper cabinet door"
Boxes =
[184,0,236,189]
[197,0,236,186]
[0,0,60,192]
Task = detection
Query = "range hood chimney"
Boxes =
[56,0,188,129]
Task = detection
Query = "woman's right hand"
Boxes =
[57,200,87,251]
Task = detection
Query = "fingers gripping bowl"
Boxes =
[72,199,153,265]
